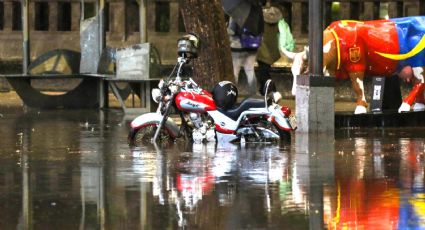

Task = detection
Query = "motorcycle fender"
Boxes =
[271,110,292,131]
[130,113,180,137]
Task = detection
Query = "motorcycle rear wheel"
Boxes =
[275,125,291,143]
[241,120,291,143]
[128,125,174,145]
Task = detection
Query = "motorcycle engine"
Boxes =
[189,113,203,128]
[189,113,216,143]
[192,129,204,143]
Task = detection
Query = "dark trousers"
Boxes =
[257,61,272,95]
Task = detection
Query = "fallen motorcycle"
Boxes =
[128,34,296,145]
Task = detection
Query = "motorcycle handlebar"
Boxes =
[162,56,201,93]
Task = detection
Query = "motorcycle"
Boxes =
[128,34,296,145]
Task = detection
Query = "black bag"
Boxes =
[212,81,238,110]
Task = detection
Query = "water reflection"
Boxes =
[331,130,425,229]
[124,142,299,229]
[2,109,425,229]
[295,133,335,230]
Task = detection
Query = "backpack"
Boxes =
[240,30,263,49]
[228,19,262,49]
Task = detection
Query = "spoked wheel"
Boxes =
[128,125,174,146]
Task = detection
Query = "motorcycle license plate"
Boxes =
[288,115,297,129]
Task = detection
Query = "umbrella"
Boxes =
[222,0,265,36]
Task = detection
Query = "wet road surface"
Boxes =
[1,107,425,229]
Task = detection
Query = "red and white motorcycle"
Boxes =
[128,34,296,145]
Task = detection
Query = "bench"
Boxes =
[2,74,108,109]
[105,77,161,114]
[1,73,161,114]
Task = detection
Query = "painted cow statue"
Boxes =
[282,16,425,114]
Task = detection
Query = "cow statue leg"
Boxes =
[399,67,425,113]
[413,95,425,111]
[413,66,425,111]
[349,72,368,114]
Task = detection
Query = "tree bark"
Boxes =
[180,0,233,89]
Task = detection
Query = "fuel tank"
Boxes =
[175,90,217,112]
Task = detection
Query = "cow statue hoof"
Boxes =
[413,103,425,111]
[354,105,367,114]
[398,102,411,113]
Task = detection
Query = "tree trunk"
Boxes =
[180,0,233,89]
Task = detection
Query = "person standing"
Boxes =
[228,17,262,96]
[256,3,295,95]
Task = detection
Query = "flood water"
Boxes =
[1,108,425,230]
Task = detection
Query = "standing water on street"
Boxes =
[1,107,425,229]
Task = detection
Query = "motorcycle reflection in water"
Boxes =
[128,34,296,145]
[127,142,296,229]
[126,134,425,229]
[7,108,425,229]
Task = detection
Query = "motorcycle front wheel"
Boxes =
[128,125,174,146]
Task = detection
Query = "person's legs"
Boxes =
[243,53,258,95]
[257,61,272,95]
[231,52,243,84]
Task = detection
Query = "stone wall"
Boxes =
[0,0,421,99]
[0,0,185,64]
[289,0,421,52]
[0,0,420,64]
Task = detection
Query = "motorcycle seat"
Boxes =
[218,98,266,121]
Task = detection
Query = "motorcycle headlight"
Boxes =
[151,88,161,103]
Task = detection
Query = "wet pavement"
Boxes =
[1,106,425,229]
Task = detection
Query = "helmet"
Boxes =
[177,33,199,58]
[212,81,238,110]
